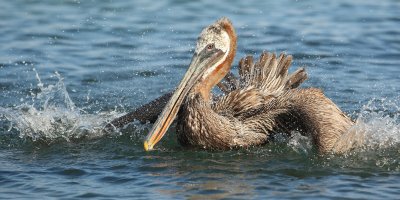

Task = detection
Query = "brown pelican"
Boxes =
[142,17,356,153]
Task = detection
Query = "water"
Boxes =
[1,0,399,199]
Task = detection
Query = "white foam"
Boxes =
[353,98,400,149]
[0,71,122,142]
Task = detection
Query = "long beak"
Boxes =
[144,50,224,151]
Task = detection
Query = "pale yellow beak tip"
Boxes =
[144,141,152,151]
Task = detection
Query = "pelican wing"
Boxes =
[239,52,307,94]
[213,52,307,118]
[214,52,354,152]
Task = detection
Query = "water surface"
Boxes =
[1,0,400,199]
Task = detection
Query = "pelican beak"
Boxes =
[144,48,224,151]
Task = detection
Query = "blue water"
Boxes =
[1,0,400,199]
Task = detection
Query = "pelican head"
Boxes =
[144,17,237,151]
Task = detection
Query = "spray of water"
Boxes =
[332,98,400,153]
[0,70,122,142]
[0,71,399,154]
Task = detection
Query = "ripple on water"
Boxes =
[98,176,136,184]
[57,168,87,177]
[75,192,111,199]
[92,41,138,49]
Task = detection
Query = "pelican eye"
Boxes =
[206,43,215,51]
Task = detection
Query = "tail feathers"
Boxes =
[238,52,307,95]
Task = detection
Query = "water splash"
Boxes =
[333,98,400,153]
[288,131,313,154]
[357,98,400,147]
[1,70,399,156]
[316,97,400,170]
[0,70,122,142]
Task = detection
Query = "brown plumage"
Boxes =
[176,52,354,153]
[139,17,357,153]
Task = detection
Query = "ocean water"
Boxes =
[1,0,400,199]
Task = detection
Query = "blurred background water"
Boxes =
[0,0,399,199]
